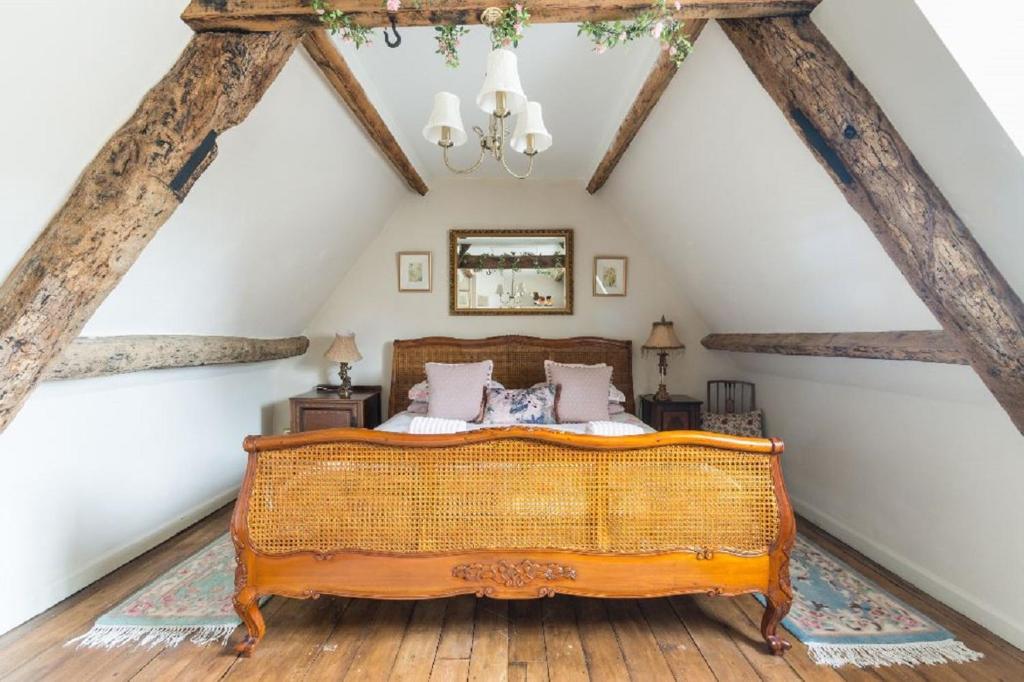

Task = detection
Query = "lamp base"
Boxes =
[654,383,672,402]
[337,363,352,398]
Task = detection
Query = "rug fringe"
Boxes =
[66,624,238,650]
[807,640,984,668]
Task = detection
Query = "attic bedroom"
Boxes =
[1,0,1022,679]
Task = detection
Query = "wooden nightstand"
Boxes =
[289,386,382,433]
[639,394,703,431]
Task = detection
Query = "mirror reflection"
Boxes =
[449,229,573,315]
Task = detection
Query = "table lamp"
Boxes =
[642,316,685,401]
[324,333,362,398]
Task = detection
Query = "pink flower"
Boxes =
[669,45,677,56]
[386,0,401,11]
[595,44,607,54]
[315,7,325,15]
[502,38,512,47]
[651,21,664,39]
[674,0,682,10]
[515,3,523,12]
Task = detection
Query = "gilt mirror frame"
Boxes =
[448,228,574,316]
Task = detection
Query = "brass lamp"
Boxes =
[642,316,685,401]
[324,333,362,398]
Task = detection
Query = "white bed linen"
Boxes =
[376,411,656,435]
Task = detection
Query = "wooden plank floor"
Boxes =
[1,505,1021,681]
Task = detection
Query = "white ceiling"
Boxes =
[331,22,662,180]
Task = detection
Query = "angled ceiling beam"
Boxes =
[182,1,821,32]
[0,31,300,434]
[702,331,969,365]
[720,16,1024,434]
[303,30,428,195]
[587,19,707,194]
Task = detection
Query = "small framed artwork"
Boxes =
[397,252,432,292]
[593,256,628,297]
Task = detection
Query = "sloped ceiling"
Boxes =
[602,0,1024,403]
[1,1,409,342]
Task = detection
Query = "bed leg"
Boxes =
[233,587,265,656]
[760,592,792,655]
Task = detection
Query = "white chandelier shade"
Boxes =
[422,91,467,147]
[476,48,527,116]
[511,101,552,154]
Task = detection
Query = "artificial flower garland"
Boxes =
[312,0,690,69]
[579,0,694,66]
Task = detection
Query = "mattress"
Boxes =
[376,410,656,435]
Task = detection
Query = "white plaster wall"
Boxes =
[275,178,738,426]
[0,1,406,635]
[603,1,1024,646]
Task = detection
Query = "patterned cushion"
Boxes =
[425,360,493,422]
[701,410,764,438]
[543,361,626,403]
[483,384,557,425]
[548,364,612,423]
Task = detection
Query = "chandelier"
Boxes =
[422,16,552,179]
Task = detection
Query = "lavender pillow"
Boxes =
[425,360,494,422]
[484,384,557,425]
[548,364,613,423]
[408,379,504,404]
[544,360,625,403]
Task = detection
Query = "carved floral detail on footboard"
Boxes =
[452,559,577,588]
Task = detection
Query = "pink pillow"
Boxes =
[544,360,625,403]
[548,364,612,423]
[425,360,493,422]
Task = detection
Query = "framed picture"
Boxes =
[397,252,432,292]
[593,256,628,297]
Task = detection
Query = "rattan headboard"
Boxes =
[389,335,635,417]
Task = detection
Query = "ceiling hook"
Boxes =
[383,13,402,48]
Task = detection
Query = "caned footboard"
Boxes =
[231,428,794,656]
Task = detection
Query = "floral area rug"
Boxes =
[68,534,243,649]
[69,531,984,667]
[757,535,983,668]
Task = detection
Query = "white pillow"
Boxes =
[543,360,626,404]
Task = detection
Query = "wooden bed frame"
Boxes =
[231,336,795,657]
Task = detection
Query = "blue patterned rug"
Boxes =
[70,532,984,667]
[757,535,983,668]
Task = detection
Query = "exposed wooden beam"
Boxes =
[587,19,707,194]
[720,16,1024,434]
[0,31,300,434]
[702,331,968,365]
[302,30,428,195]
[44,335,310,381]
[182,0,821,32]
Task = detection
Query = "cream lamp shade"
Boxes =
[476,48,527,116]
[324,333,363,364]
[511,101,552,154]
[423,92,468,147]
[642,316,685,351]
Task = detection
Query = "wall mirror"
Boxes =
[449,229,573,315]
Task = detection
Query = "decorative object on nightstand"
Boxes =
[324,333,362,398]
[642,316,685,401]
[639,394,703,431]
[290,387,382,433]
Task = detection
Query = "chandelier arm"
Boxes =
[442,143,486,175]
[499,151,535,180]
